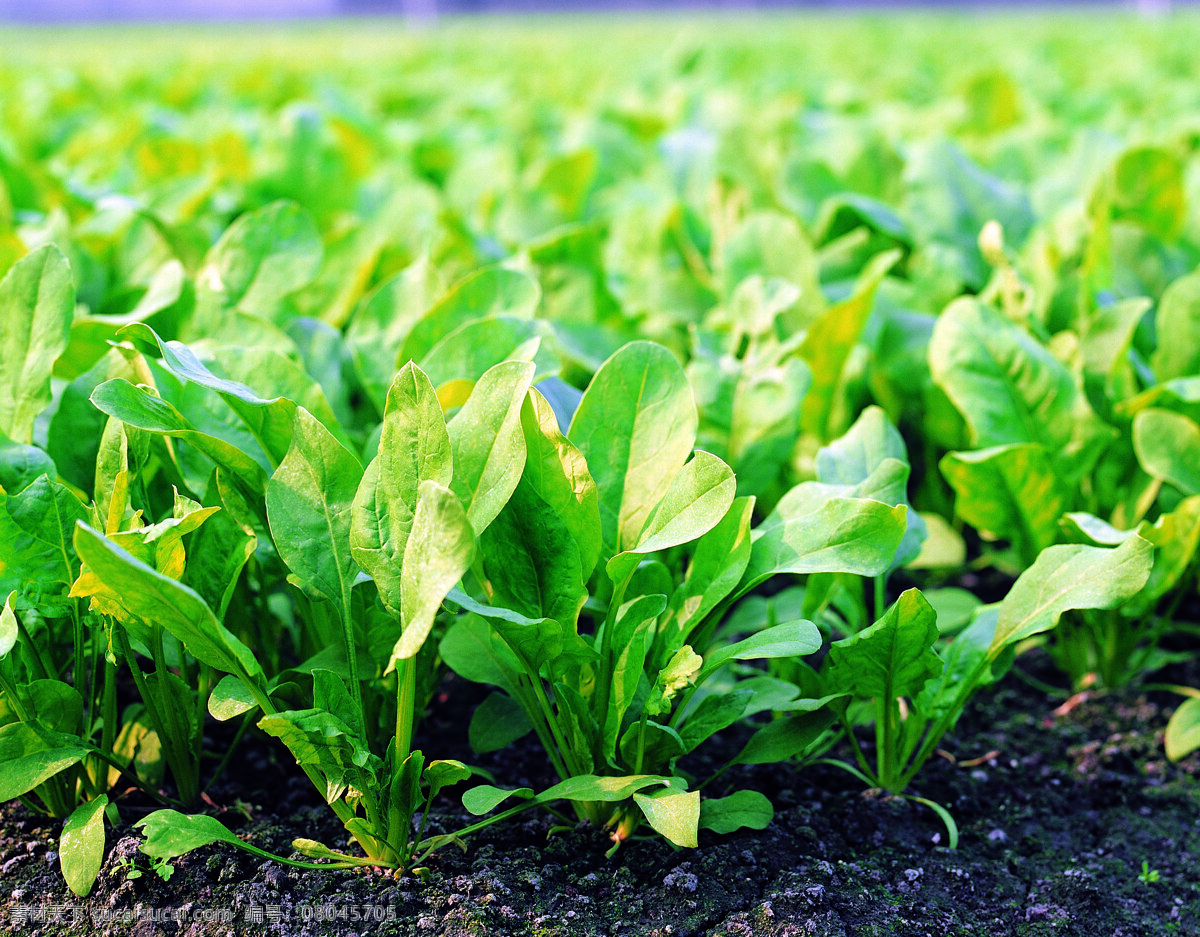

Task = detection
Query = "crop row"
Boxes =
[1,16,1199,898]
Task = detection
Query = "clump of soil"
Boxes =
[2,657,1198,936]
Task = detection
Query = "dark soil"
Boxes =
[2,655,1198,937]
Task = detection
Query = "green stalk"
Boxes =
[633,712,649,774]
[239,674,358,831]
[897,654,992,790]
[14,613,53,681]
[150,624,200,806]
[527,676,582,780]
[115,627,194,807]
[394,655,417,763]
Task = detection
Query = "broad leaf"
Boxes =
[570,341,697,555]
[121,324,298,466]
[205,200,322,316]
[0,245,73,444]
[633,787,699,848]
[942,444,1068,565]
[698,790,773,834]
[72,522,263,680]
[390,480,475,666]
[990,537,1154,655]
[1165,698,1200,762]
[1151,272,1200,382]
[469,693,534,753]
[60,795,108,897]
[698,620,822,682]
[351,363,452,612]
[267,407,362,624]
[0,722,89,802]
[519,389,602,581]
[1133,409,1200,496]
[447,360,535,535]
[739,489,907,595]
[930,298,1102,479]
[621,450,736,558]
[90,379,268,493]
[825,589,942,700]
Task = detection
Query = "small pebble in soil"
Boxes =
[988,828,1008,842]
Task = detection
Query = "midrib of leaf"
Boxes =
[977,330,1048,447]
[300,455,354,617]
[462,409,512,522]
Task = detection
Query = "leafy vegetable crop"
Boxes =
[1,10,1199,892]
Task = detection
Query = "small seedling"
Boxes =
[1138,860,1160,885]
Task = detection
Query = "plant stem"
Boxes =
[394,655,416,763]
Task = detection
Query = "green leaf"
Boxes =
[519,389,602,581]
[120,324,299,467]
[0,433,56,494]
[1111,146,1185,241]
[739,490,907,595]
[137,810,351,867]
[930,298,1101,479]
[0,245,74,444]
[799,249,900,440]
[90,379,268,493]
[207,676,259,722]
[1151,273,1200,382]
[633,787,699,848]
[0,591,16,658]
[258,709,374,805]
[205,200,323,316]
[669,496,755,640]
[60,795,108,897]
[439,615,524,697]
[727,359,810,497]
[469,693,534,753]
[698,790,773,834]
[480,476,587,630]
[462,784,534,816]
[916,607,1002,725]
[817,406,926,568]
[615,450,736,566]
[570,341,698,555]
[2,474,87,591]
[347,256,445,414]
[644,646,703,716]
[421,316,555,390]
[391,480,475,667]
[677,690,752,754]
[1165,698,1200,762]
[181,502,256,620]
[698,620,822,682]
[536,774,672,804]
[267,407,362,624]
[603,594,666,755]
[0,722,89,801]
[1133,409,1200,496]
[447,360,535,535]
[72,522,263,680]
[941,444,1068,565]
[351,363,452,612]
[990,536,1154,655]
[732,708,838,766]
[423,760,471,801]
[400,267,541,365]
[825,589,942,701]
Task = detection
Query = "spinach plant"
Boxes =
[438,340,910,851]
